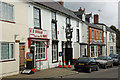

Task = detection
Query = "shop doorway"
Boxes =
[19,44,25,71]
[65,48,73,65]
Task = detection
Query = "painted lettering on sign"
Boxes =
[29,28,47,38]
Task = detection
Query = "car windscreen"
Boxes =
[78,57,89,62]
[97,56,107,60]
[109,54,118,58]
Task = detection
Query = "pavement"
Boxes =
[2,65,119,79]
[3,65,78,79]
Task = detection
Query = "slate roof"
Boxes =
[83,21,103,30]
[85,13,92,18]
[74,10,85,16]
[95,23,116,33]
[31,0,80,20]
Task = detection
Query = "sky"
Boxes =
[55,0,119,29]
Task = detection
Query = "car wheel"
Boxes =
[96,66,99,71]
[104,65,107,69]
[88,68,92,73]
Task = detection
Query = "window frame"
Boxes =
[52,41,58,63]
[66,17,70,25]
[76,29,79,42]
[92,30,94,40]
[33,7,41,29]
[110,46,113,54]
[0,2,14,22]
[0,42,14,61]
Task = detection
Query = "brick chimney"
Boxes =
[78,7,82,11]
[94,14,99,24]
[58,1,64,6]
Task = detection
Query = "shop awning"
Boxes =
[31,39,48,42]
[90,41,105,46]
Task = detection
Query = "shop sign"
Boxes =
[29,28,47,38]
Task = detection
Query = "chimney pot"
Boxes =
[58,1,64,6]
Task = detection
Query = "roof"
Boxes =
[31,0,80,20]
[95,23,116,33]
[85,13,92,18]
[106,26,116,33]
[83,21,103,30]
[74,10,85,16]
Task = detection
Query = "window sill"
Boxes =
[35,59,47,62]
[0,19,15,24]
[0,59,16,62]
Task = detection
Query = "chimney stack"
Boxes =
[58,1,64,6]
[94,14,99,24]
[78,7,82,11]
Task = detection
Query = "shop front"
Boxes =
[28,28,49,70]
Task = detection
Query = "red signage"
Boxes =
[29,28,47,38]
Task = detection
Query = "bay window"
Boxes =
[0,43,14,60]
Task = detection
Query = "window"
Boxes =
[76,29,79,42]
[109,34,111,42]
[100,32,101,40]
[0,2,14,21]
[52,12,56,20]
[36,41,46,60]
[52,42,58,62]
[91,46,94,57]
[0,43,14,60]
[51,12,57,40]
[97,31,98,40]
[92,30,94,40]
[34,7,41,29]
[110,46,113,54]
[76,21,79,27]
[66,17,70,24]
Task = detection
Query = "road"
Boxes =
[57,66,119,78]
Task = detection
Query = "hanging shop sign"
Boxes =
[29,28,47,38]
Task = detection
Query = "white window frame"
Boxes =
[35,41,46,61]
[52,43,58,62]
[0,2,14,21]
[110,46,113,54]
[0,42,14,61]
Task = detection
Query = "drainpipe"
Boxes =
[88,26,90,57]
[106,31,107,56]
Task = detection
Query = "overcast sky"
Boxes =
[55,0,119,29]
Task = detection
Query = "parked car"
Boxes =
[109,54,120,65]
[96,56,113,69]
[74,57,99,73]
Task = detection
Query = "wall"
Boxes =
[0,1,28,77]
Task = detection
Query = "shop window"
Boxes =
[52,42,58,62]
[34,7,41,29]
[110,46,113,54]
[0,43,14,60]
[76,29,79,42]
[35,42,46,60]
[0,2,14,21]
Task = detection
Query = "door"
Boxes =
[19,45,25,71]
[65,48,73,65]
